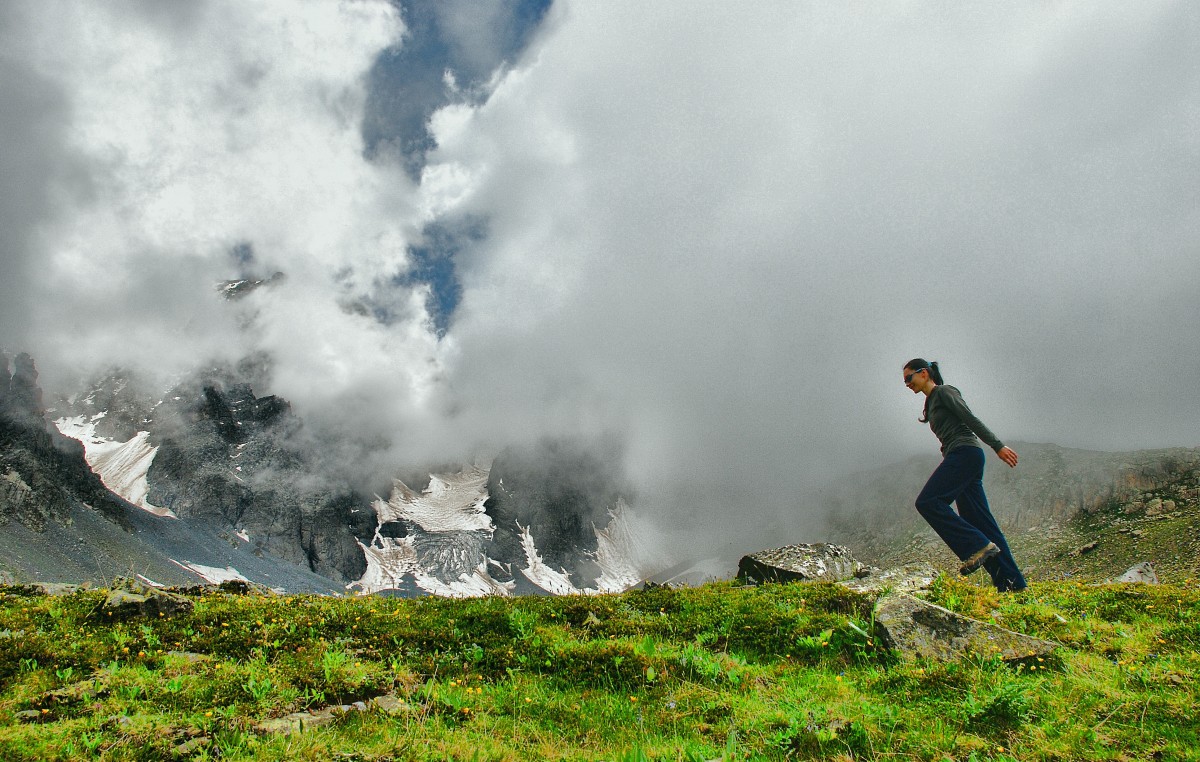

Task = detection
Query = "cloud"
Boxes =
[2,2,440,417]
[424,1,1200,540]
[2,1,1198,558]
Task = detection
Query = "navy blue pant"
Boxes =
[915,446,1027,592]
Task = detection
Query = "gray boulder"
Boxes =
[102,581,193,620]
[874,591,1057,663]
[1112,561,1158,584]
[737,543,866,585]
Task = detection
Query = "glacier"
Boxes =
[350,463,644,597]
[54,415,175,517]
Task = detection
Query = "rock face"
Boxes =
[0,357,348,592]
[1,353,130,533]
[736,543,866,585]
[356,449,643,597]
[60,362,378,583]
[482,441,630,591]
[874,592,1057,663]
[44,360,641,596]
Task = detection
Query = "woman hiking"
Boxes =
[903,359,1027,592]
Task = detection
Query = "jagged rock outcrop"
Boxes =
[46,359,642,595]
[0,353,129,532]
[873,591,1057,663]
[217,271,286,301]
[357,455,642,597]
[736,543,867,585]
[482,440,630,590]
[143,373,374,582]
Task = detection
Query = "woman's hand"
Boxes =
[997,446,1018,468]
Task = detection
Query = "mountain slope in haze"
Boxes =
[821,442,1200,583]
[0,352,344,592]
[1,352,129,537]
[42,359,644,596]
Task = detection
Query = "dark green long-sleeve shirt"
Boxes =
[923,384,1004,455]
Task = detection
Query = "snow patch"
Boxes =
[135,574,165,588]
[54,416,175,517]
[351,537,512,597]
[373,464,493,533]
[171,560,249,584]
[588,498,645,592]
[518,524,581,595]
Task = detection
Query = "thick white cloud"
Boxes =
[3,1,1198,554]
[425,1,1200,537]
[2,1,455,455]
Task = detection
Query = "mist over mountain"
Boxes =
[0,352,640,595]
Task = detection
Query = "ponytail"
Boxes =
[904,358,944,423]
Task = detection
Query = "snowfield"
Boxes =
[54,415,175,517]
[351,465,644,597]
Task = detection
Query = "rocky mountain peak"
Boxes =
[1,352,46,429]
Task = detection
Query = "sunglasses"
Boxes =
[904,368,928,384]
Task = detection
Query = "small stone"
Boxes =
[840,562,938,595]
[173,737,210,756]
[15,709,50,723]
[102,586,193,620]
[371,694,408,714]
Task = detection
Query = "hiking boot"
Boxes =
[959,542,1000,576]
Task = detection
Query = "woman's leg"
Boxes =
[955,478,1027,592]
[914,447,994,561]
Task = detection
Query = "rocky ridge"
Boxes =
[37,358,643,596]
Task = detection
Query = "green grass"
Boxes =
[0,577,1197,761]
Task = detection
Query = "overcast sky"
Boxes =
[2,1,1198,548]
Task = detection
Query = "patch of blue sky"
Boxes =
[362,0,551,334]
[362,0,553,178]
[395,216,487,337]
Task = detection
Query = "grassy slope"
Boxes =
[0,574,1197,762]
[1,455,1197,760]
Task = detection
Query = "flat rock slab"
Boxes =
[255,694,409,734]
[737,543,865,584]
[875,592,1057,663]
[840,562,938,595]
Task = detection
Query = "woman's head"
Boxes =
[903,358,943,390]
